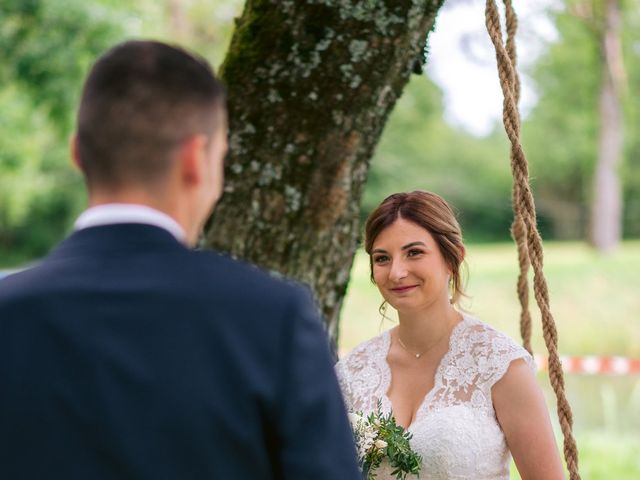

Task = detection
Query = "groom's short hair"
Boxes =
[76,40,226,189]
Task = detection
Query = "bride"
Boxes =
[336,191,565,479]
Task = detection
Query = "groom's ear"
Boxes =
[178,134,208,186]
[69,134,84,173]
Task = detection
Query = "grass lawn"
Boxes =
[339,240,640,478]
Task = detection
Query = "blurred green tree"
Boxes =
[522,0,640,244]
[0,0,241,264]
[588,0,626,252]
[621,4,640,238]
[0,0,123,264]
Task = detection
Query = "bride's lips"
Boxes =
[390,285,418,293]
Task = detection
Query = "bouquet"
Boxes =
[348,402,422,479]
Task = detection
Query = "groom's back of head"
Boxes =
[76,40,226,191]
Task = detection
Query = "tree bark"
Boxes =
[589,0,625,252]
[203,0,444,350]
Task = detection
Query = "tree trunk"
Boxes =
[589,0,625,252]
[204,0,444,351]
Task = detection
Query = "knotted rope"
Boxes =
[484,1,581,478]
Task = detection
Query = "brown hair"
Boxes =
[77,40,226,190]
[364,191,467,306]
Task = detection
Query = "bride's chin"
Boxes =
[388,302,412,314]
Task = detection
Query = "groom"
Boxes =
[0,41,359,479]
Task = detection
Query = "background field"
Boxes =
[339,241,640,479]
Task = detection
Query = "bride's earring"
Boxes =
[378,300,389,331]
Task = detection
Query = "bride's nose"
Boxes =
[389,259,408,282]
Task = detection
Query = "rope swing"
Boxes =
[483,1,581,479]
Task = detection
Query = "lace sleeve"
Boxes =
[335,360,354,412]
[333,333,388,413]
[470,323,536,389]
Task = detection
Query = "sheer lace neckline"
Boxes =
[380,314,470,430]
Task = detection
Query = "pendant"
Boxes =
[415,353,421,359]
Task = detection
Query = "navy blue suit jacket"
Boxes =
[0,224,360,479]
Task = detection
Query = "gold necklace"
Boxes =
[397,330,449,359]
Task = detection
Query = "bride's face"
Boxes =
[370,217,451,313]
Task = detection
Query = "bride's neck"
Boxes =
[396,304,461,353]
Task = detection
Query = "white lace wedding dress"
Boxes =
[335,314,534,480]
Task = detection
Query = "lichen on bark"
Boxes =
[204,0,445,353]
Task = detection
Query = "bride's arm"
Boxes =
[492,359,566,480]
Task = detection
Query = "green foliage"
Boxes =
[0,84,84,264]
[0,0,241,263]
[521,5,600,239]
[0,0,124,130]
[522,0,640,239]
[365,74,518,242]
[374,411,422,479]
[367,1,640,243]
[107,0,243,70]
[0,0,123,262]
[620,4,640,237]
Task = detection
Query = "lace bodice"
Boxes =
[335,314,534,480]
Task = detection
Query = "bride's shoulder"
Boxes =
[458,314,522,348]
[336,330,389,371]
[456,313,535,375]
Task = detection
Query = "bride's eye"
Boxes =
[407,249,423,258]
[373,255,389,264]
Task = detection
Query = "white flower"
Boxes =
[348,412,363,426]
[375,439,388,449]
[349,411,378,462]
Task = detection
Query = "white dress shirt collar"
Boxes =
[74,203,186,243]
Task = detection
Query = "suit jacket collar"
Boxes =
[74,204,186,243]
[47,223,188,261]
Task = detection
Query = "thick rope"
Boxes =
[501,0,532,353]
[484,1,581,479]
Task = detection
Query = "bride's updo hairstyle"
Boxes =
[364,190,467,306]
